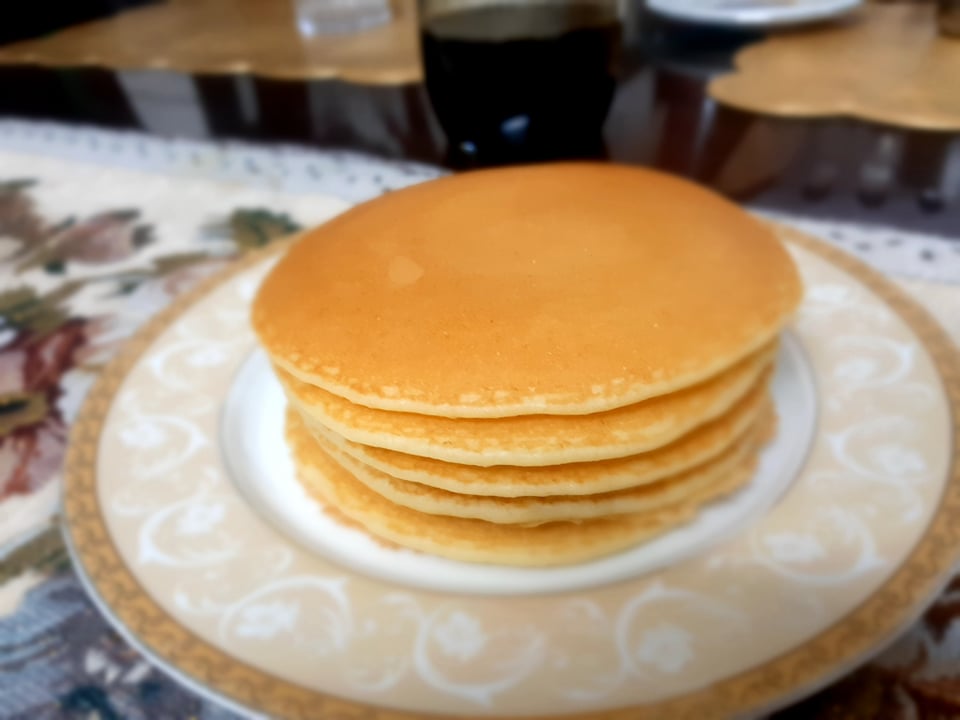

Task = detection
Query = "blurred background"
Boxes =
[0,0,957,235]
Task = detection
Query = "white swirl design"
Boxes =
[616,582,749,677]
[547,599,626,700]
[114,390,209,480]
[751,506,886,584]
[136,478,243,568]
[219,576,352,654]
[344,593,422,693]
[413,607,547,705]
[827,336,914,390]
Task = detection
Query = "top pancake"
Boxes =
[253,163,802,418]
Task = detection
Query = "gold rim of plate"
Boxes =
[63,223,960,719]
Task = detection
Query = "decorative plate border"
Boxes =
[62,224,960,719]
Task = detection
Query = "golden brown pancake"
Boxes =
[303,375,770,497]
[253,164,801,418]
[286,410,760,566]
[281,343,776,466]
[304,407,770,524]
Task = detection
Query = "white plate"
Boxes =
[221,335,816,596]
[646,0,863,28]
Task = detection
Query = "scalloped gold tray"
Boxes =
[710,4,960,131]
[0,0,420,84]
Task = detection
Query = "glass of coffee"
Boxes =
[419,0,624,168]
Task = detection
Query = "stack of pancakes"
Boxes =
[252,164,802,567]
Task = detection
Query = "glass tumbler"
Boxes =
[419,0,624,167]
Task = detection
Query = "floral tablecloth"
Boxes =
[1,119,959,719]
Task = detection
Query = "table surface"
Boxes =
[710,3,960,132]
[0,1,957,232]
[1,2,960,718]
[0,0,422,84]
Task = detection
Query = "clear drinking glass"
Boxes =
[295,0,393,37]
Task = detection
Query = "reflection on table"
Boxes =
[0,1,956,234]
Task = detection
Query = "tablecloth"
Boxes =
[1,119,959,719]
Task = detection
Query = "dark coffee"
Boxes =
[421,3,622,167]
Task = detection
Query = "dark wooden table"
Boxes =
[0,2,956,238]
